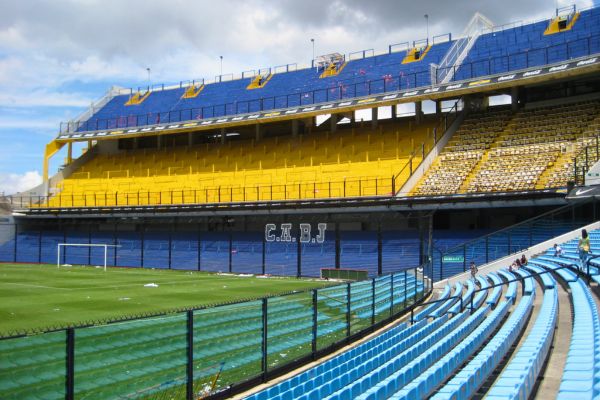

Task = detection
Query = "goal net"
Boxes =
[57,243,120,271]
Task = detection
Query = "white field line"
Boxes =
[1,280,205,291]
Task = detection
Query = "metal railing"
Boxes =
[435,199,599,281]
[0,265,430,400]
[574,135,600,185]
[17,101,463,210]
[433,33,600,85]
[59,32,600,134]
[410,261,576,324]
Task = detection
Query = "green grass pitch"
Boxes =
[0,263,333,335]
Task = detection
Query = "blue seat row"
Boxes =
[412,284,450,322]
[497,269,518,301]
[448,279,475,315]
[429,281,463,318]
[390,301,509,399]
[524,263,556,289]
[432,294,535,399]
[323,311,472,400]
[248,319,419,400]
[513,268,535,295]
[531,258,579,282]
[557,278,600,399]
[486,272,503,306]
[486,285,558,399]
[283,318,446,400]
[354,306,489,400]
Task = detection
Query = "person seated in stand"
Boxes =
[553,243,563,257]
[520,254,528,266]
[515,259,522,270]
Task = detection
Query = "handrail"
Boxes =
[392,98,462,194]
[60,32,600,135]
[441,201,589,256]
[411,262,576,323]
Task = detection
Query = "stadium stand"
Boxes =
[0,272,425,399]
[413,99,600,195]
[44,117,439,207]
[5,4,600,400]
[63,7,600,134]
[76,40,453,132]
[243,225,600,400]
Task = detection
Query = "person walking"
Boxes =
[578,229,591,271]
[470,261,478,281]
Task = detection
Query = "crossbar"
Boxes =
[57,243,120,272]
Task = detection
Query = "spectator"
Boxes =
[520,254,528,266]
[578,228,591,270]
[515,259,522,269]
[553,243,563,257]
[470,261,478,281]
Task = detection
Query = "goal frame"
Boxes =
[57,243,120,271]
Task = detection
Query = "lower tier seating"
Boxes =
[247,226,600,400]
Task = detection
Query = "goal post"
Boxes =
[57,243,120,272]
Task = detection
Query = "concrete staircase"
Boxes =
[458,118,516,193]
[458,151,489,193]
[535,147,573,189]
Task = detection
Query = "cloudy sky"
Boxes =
[0,0,596,194]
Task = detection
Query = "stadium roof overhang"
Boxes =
[53,54,600,146]
[16,189,567,219]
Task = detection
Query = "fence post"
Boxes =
[371,278,376,326]
[312,289,318,357]
[66,328,75,400]
[346,283,351,338]
[390,273,394,317]
[470,294,474,315]
[186,310,194,400]
[404,270,407,308]
[261,298,268,381]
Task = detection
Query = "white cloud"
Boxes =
[0,171,42,195]
[0,90,91,108]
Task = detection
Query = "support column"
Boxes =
[220,128,226,144]
[291,120,299,137]
[330,114,338,133]
[415,101,422,125]
[157,135,162,149]
[435,100,442,117]
[371,108,378,129]
[67,142,73,164]
[391,104,398,120]
[188,132,194,146]
[256,124,263,141]
[481,95,490,110]
[133,137,139,150]
[511,87,519,112]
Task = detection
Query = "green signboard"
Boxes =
[442,255,464,263]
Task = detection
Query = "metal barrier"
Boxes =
[0,266,430,400]
[436,199,600,281]
[60,32,600,134]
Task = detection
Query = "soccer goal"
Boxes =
[57,243,120,271]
